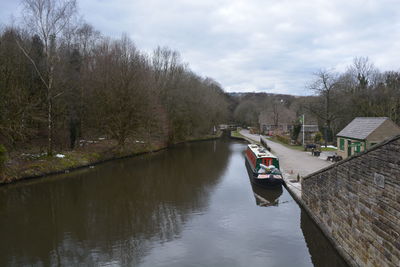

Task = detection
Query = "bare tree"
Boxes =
[308,69,339,146]
[344,57,380,116]
[17,0,77,155]
[347,57,377,90]
[86,36,155,147]
[234,101,259,127]
[272,101,281,127]
[0,28,44,147]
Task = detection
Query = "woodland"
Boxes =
[1,0,399,181]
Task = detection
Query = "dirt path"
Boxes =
[240,129,332,179]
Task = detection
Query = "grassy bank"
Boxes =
[230,130,245,139]
[269,136,304,151]
[184,130,223,142]
[230,129,258,144]
[1,131,223,185]
[320,146,338,151]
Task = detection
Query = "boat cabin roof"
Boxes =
[247,144,277,159]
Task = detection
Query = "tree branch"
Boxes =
[15,37,49,90]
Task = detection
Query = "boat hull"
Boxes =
[245,156,284,188]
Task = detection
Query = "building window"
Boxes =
[339,138,345,151]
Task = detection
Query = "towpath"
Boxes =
[240,129,333,196]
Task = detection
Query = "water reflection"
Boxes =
[250,184,283,207]
[0,140,231,266]
[0,139,348,266]
[301,210,349,267]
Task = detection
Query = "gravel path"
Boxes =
[240,130,333,179]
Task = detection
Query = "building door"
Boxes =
[347,140,352,157]
[354,142,361,153]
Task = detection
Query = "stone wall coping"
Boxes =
[302,134,400,181]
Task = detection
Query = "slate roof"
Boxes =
[336,117,388,140]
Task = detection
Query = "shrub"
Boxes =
[291,123,302,141]
[314,132,323,143]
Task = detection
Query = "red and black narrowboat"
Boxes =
[245,144,284,188]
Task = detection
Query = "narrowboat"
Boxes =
[245,144,284,188]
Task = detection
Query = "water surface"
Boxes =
[0,139,347,266]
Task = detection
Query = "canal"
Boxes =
[0,139,348,266]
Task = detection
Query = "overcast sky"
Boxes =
[1,0,399,95]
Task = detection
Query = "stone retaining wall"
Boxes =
[301,135,400,267]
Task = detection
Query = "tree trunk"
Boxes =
[47,87,53,156]
[47,63,54,156]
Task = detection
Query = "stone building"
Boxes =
[336,117,400,159]
[258,109,295,135]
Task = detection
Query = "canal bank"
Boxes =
[239,130,400,267]
[0,132,224,186]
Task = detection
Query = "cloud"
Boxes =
[1,0,399,95]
